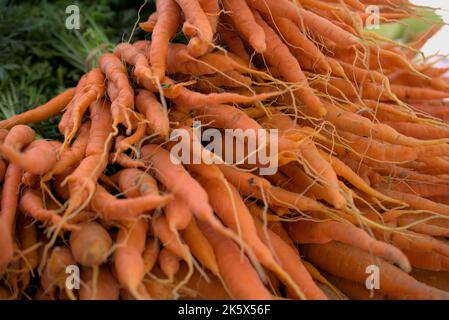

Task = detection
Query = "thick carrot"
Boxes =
[158,247,180,281]
[248,0,359,46]
[70,222,112,267]
[198,220,273,300]
[3,125,35,150]
[0,88,75,129]
[217,23,251,65]
[0,140,59,175]
[143,237,160,274]
[175,0,213,56]
[117,168,159,199]
[1,163,22,243]
[289,220,411,272]
[99,53,134,131]
[91,184,172,222]
[0,219,13,272]
[302,241,449,299]
[252,218,327,300]
[150,0,181,80]
[164,196,192,231]
[140,12,158,33]
[48,121,91,177]
[253,12,326,118]
[181,218,219,276]
[115,219,148,298]
[20,189,77,231]
[222,0,266,53]
[135,89,169,137]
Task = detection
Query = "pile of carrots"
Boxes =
[1,0,449,300]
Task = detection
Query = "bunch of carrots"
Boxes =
[1,0,449,300]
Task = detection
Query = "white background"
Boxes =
[410,0,449,56]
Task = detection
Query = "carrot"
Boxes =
[59,69,105,145]
[135,89,169,137]
[247,0,359,46]
[99,53,134,132]
[175,0,213,57]
[140,12,158,33]
[0,88,75,129]
[381,121,449,140]
[115,120,146,156]
[164,196,192,231]
[0,218,13,272]
[70,222,112,267]
[17,215,38,289]
[253,12,326,118]
[181,218,219,276]
[91,184,172,222]
[222,0,266,53]
[0,140,59,175]
[173,86,280,110]
[177,265,231,299]
[302,241,449,299]
[150,0,181,80]
[252,218,327,300]
[324,273,386,300]
[198,220,273,300]
[271,16,331,73]
[117,168,159,199]
[153,214,188,259]
[0,163,22,247]
[289,220,411,272]
[217,23,251,65]
[3,124,35,150]
[115,219,149,298]
[41,246,76,297]
[19,189,77,231]
[198,0,219,34]
[46,121,91,178]
[158,247,181,281]
[143,237,160,274]
[140,144,216,227]
[80,266,119,300]
[112,153,146,169]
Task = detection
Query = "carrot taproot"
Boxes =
[143,237,160,274]
[198,219,273,300]
[150,0,181,80]
[222,0,266,53]
[181,218,219,276]
[253,12,326,118]
[99,53,134,132]
[140,12,158,33]
[217,22,251,65]
[302,241,449,300]
[158,247,181,281]
[247,0,359,46]
[115,219,149,298]
[289,220,411,272]
[70,222,112,267]
[0,140,59,175]
[135,89,169,137]
[19,189,77,231]
[0,88,75,129]
[91,184,172,222]
[252,217,327,300]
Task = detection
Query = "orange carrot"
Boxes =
[302,241,449,300]
[150,0,181,80]
[0,88,75,129]
[198,220,273,299]
[135,89,169,137]
[158,247,180,281]
[289,220,411,272]
[70,222,112,267]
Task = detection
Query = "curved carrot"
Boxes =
[150,0,181,80]
[0,88,75,129]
